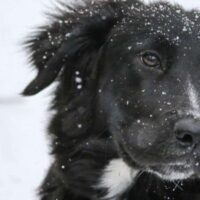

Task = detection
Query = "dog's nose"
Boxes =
[174,119,200,147]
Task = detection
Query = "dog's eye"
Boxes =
[141,52,161,68]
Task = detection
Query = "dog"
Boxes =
[23,0,200,199]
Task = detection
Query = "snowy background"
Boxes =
[1,0,200,200]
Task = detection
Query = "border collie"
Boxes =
[23,0,200,199]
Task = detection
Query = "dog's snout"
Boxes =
[174,118,200,147]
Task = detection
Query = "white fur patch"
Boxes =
[148,169,193,181]
[187,79,200,118]
[148,162,193,181]
[162,171,193,181]
[96,159,138,200]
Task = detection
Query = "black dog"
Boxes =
[23,0,200,199]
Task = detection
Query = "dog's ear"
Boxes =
[22,1,125,96]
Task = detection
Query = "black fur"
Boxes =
[23,0,200,199]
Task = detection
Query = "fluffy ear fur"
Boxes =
[22,0,124,96]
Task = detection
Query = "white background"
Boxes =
[1,0,200,200]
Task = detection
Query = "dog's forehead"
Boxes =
[118,2,200,46]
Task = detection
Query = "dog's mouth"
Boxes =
[149,147,200,180]
[118,141,200,180]
[148,163,195,180]
[148,148,200,180]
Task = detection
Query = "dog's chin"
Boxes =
[147,164,195,181]
[146,152,200,180]
[118,141,200,181]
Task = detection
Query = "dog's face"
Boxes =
[23,0,200,182]
[98,3,200,180]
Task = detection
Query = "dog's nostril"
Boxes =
[175,131,193,147]
[174,118,200,147]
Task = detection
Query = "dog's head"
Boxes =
[23,0,200,181]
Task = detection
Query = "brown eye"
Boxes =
[141,52,161,68]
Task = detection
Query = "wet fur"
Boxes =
[23,0,200,199]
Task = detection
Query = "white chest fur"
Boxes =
[96,159,138,200]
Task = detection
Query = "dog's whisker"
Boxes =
[172,180,184,191]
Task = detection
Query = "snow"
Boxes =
[0,0,53,200]
[77,84,83,89]
[145,0,200,10]
[77,124,83,128]
[75,77,82,83]
[1,0,200,200]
